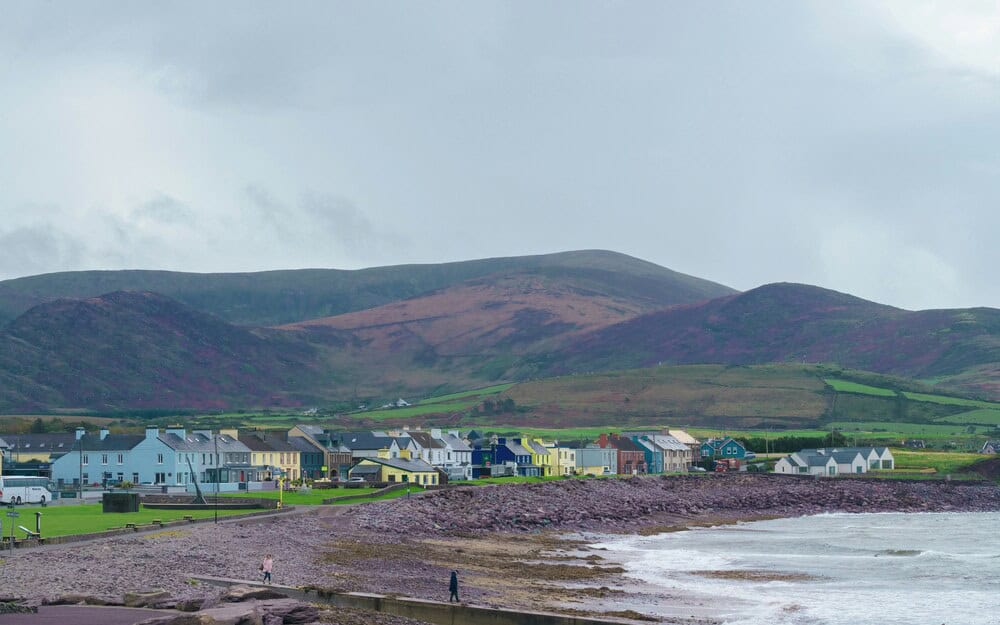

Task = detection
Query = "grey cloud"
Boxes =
[132,193,196,225]
[0,224,87,278]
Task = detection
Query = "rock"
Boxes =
[0,602,36,614]
[124,589,172,607]
[259,598,320,624]
[221,585,289,602]
[44,594,120,606]
[177,598,207,612]
[136,603,262,625]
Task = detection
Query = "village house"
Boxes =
[774,452,839,476]
[598,433,648,475]
[405,430,448,466]
[288,435,326,479]
[349,448,438,485]
[432,429,473,480]
[632,437,663,474]
[700,437,748,460]
[495,438,540,477]
[233,430,302,481]
[288,425,354,479]
[980,441,999,454]
[570,442,617,476]
[547,444,577,476]
[527,439,552,476]
[775,446,895,476]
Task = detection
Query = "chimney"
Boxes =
[430,428,442,439]
[598,433,609,448]
[166,427,186,439]
[99,428,110,440]
[497,437,506,445]
[220,429,239,439]
[75,427,86,440]
[145,427,159,440]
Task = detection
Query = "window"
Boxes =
[82,454,89,465]
[117,454,124,464]
[117,472,124,482]
[82,473,89,482]
[132,473,139,483]
[157,453,164,464]
[101,454,109,465]
[202,454,206,464]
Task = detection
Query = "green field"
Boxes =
[826,421,974,438]
[823,379,898,397]
[902,392,999,409]
[934,408,1000,426]
[418,384,515,404]
[890,450,984,474]
[23,504,254,538]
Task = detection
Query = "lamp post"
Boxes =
[214,432,219,524]
[78,434,83,502]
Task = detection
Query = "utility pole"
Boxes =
[78,432,84,502]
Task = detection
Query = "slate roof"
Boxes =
[351,464,381,474]
[527,440,549,456]
[2,433,77,452]
[650,435,690,452]
[332,431,400,451]
[505,441,533,456]
[407,431,446,449]
[71,434,145,452]
[357,457,436,472]
[159,432,250,454]
[238,433,299,453]
[608,437,645,452]
[288,436,323,454]
[438,432,471,452]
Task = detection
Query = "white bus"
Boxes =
[0,476,53,505]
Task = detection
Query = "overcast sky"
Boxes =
[1,1,998,310]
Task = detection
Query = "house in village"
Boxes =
[527,439,552,476]
[775,446,895,476]
[288,425,354,479]
[495,438,540,477]
[547,444,577,476]
[569,442,617,476]
[700,437,748,460]
[406,430,448,466]
[348,448,439,485]
[233,430,301,481]
[632,437,663,474]
[432,429,472,480]
[980,441,999,454]
[288,435,326,479]
[598,434,648,475]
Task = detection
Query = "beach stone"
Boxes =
[125,589,172,607]
[0,602,36,614]
[44,593,120,606]
[259,598,320,624]
[136,603,262,625]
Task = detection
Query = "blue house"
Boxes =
[494,438,539,477]
[633,436,664,474]
[700,437,747,459]
[471,445,496,479]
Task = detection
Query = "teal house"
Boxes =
[700,437,747,459]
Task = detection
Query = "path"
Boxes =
[0,606,165,625]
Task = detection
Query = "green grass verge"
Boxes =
[825,421,976,438]
[824,379,898,397]
[25,504,254,538]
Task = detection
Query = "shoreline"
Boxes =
[0,475,997,624]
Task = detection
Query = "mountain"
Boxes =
[0,250,736,326]
[0,292,325,412]
[546,283,1000,398]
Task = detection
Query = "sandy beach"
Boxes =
[2,474,998,624]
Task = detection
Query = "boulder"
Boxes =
[135,603,262,625]
[44,594,121,606]
[258,598,320,624]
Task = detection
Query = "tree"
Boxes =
[30,418,47,433]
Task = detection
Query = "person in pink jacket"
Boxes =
[260,554,274,584]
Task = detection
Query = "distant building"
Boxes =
[774,446,894,476]
[700,437,748,460]
[981,441,1000,454]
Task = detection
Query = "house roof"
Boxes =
[667,429,699,445]
[331,432,398,452]
[504,441,533,456]
[159,432,250,453]
[439,432,471,452]
[288,436,323,454]
[2,433,77,452]
[357,456,436,473]
[527,440,549,455]
[71,434,145,452]
[609,437,644,452]
[407,431,446,449]
[649,435,690,452]
[351,464,381,474]
[829,450,864,464]
[238,433,299,453]
[782,455,806,467]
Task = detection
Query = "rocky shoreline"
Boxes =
[0,474,997,624]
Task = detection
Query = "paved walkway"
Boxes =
[0,606,166,625]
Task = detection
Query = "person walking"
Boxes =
[448,570,459,603]
[261,554,274,585]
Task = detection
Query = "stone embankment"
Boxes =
[352,473,1000,534]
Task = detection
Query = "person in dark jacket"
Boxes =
[448,570,459,602]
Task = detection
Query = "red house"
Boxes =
[598,433,648,475]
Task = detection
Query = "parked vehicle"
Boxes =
[714,458,741,472]
[0,476,53,505]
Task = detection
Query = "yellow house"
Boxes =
[231,430,302,481]
[548,445,578,476]
[528,439,553,476]
[349,448,439,486]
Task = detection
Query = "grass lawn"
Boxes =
[823,379,898,397]
[825,421,974,439]
[890,449,984,474]
[25,504,255,538]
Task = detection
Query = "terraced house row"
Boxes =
[6,426,703,488]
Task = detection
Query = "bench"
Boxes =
[183,515,194,522]
[151,519,162,525]
[125,523,137,529]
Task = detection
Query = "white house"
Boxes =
[774,452,838,476]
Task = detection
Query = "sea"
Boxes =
[589,512,1000,625]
